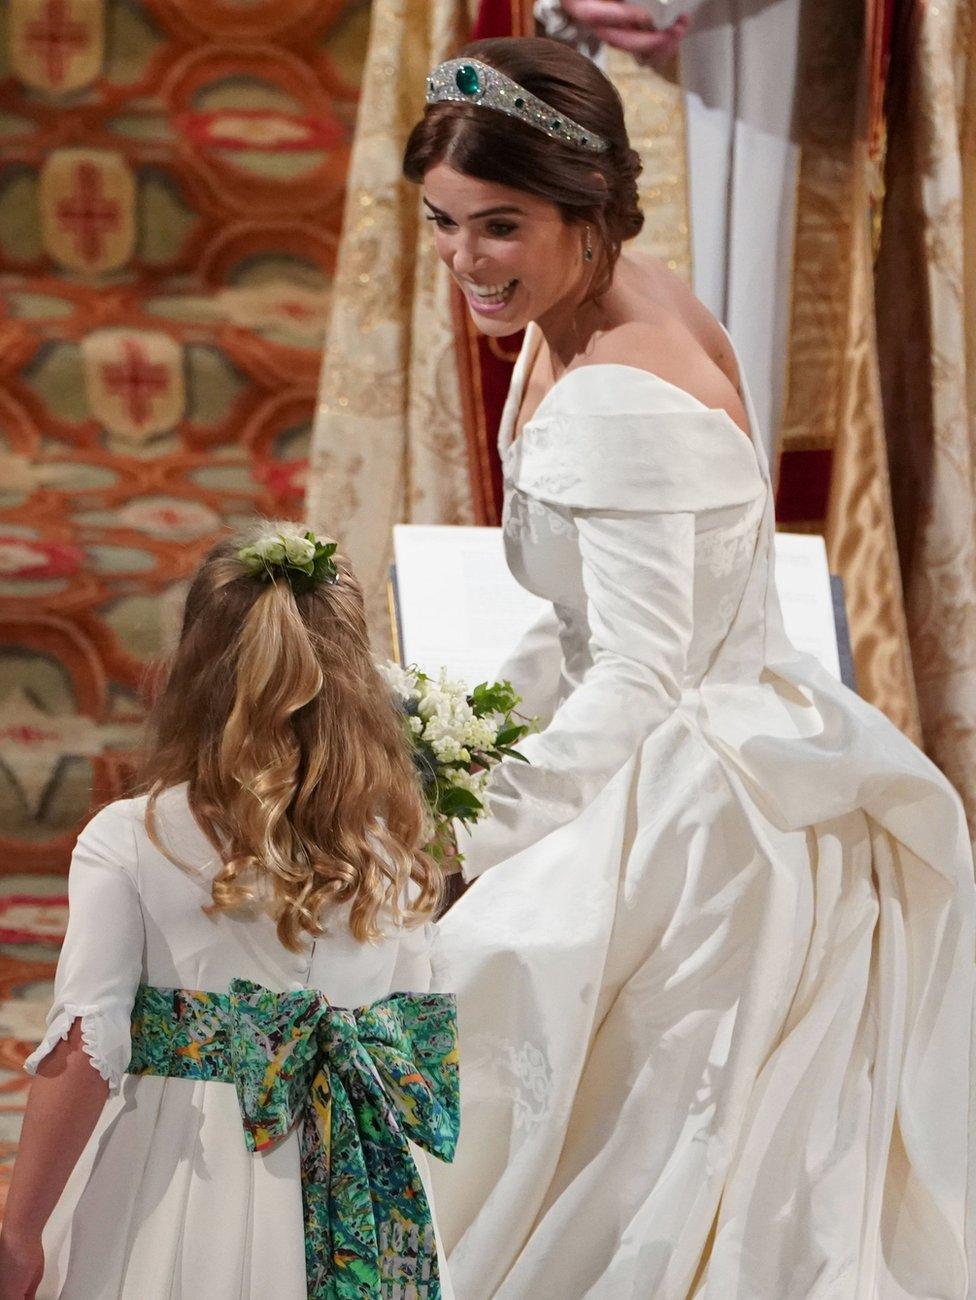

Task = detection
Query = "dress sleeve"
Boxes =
[25,803,145,1091]
[460,404,763,881]
[493,604,564,731]
[461,505,695,879]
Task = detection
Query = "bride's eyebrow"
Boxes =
[423,199,526,220]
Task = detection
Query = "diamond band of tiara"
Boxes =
[425,58,610,154]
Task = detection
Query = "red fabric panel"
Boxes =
[774,449,835,526]
[473,0,527,39]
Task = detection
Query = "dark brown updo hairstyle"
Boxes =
[403,37,644,296]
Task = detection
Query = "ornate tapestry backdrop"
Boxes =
[0,0,370,1206]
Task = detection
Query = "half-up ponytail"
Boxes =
[142,526,440,950]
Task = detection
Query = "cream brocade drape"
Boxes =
[876,0,976,837]
[306,0,480,649]
[601,48,691,278]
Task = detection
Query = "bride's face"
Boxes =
[423,163,587,337]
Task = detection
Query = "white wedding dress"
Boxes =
[430,323,976,1299]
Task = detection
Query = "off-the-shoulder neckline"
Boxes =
[500,321,756,458]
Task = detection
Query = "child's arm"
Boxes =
[0,802,146,1297]
[0,1022,109,1298]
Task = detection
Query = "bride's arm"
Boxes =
[493,604,564,732]
[461,504,695,879]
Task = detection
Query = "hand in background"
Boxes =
[560,1,690,65]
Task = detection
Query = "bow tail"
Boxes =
[341,1050,442,1299]
[302,1066,383,1299]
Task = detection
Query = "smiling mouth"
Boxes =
[463,278,518,307]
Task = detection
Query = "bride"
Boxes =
[405,37,976,1299]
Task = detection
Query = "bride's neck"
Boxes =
[533,255,629,375]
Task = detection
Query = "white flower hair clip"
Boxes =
[236,527,339,594]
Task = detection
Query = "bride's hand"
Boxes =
[428,823,464,876]
[440,850,464,877]
[560,1,690,65]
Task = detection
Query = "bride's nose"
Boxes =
[451,230,487,278]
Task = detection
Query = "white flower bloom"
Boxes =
[461,716,497,751]
[282,534,315,565]
[408,715,423,735]
[417,672,469,719]
[260,538,286,564]
[451,767,490,798]
[376,660,421,702]
[429,733,470,764]
[418,688,454,721]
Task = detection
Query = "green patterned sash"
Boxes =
[128,980,459,1299]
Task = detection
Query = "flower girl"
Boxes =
[0,524,459,1300]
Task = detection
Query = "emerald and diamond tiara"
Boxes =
[425,58,610,154]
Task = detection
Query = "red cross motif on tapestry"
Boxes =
[25,0,88,88]
[56,160,120,265]
[40,148,135,272]
[11,0,104,94]
[83,329,185,441]
[100,339,170,429]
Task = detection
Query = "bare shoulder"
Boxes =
[582,319,750,435]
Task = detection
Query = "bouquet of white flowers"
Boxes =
[378,663,534,866]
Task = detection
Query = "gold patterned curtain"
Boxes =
[602,47,691,277]
[778,0,921,742]
[875,0,976,835]
[306,0,479,648]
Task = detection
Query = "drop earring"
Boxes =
[583,226,593,262]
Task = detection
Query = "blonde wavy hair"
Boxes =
[141,525,440,950]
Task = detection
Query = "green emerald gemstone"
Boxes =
[514,96,525,109]
[455,64,481,96]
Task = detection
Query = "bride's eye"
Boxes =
[486,221,516,237]
[425,214,455,230]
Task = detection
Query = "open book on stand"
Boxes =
[390,525,855,692]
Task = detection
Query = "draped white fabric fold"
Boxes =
[433,324,976,1297]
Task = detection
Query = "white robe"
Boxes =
[679,0,801,458]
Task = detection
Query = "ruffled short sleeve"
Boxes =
[25,801,145,1091]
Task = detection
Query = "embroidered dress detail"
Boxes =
[128,980,460,1300]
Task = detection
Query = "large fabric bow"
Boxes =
[128,980,460,1299]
